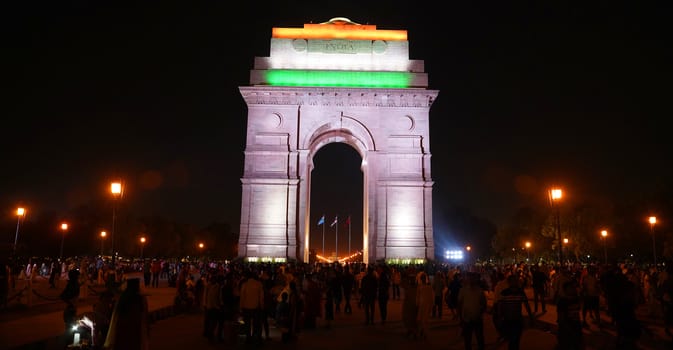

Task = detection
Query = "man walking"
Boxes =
[360,266,378,325]
[150,259,162,288]
[239,269,264,344]
[458,272,487,350]
[531,265,549,313]
[498,275,535,350]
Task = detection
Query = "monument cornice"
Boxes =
[239,86,438,108]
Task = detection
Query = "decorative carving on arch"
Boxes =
[302,113,376,157]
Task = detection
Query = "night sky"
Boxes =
[3,1,671,256]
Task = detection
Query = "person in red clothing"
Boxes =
[150,259,162,288]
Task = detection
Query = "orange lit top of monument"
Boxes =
[272,17,407,41]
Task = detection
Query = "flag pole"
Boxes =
[348,215,351,256]
[335,217,338,263]
[322,221,325,257]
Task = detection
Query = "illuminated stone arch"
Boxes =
[237,18,438,264]
[302,117,372,262]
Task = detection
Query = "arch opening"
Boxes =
[308,143,364,263]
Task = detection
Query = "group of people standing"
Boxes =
[44,257,668,350]
[190,262,405,345]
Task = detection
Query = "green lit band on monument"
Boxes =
[265,70,412,88]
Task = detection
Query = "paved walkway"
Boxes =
[2,276,671,350]
[150,298,558,350]
[1,275,176,350]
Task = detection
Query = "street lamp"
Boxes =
[465,246,471,269]
[600,230,608,264]
[549,188,563,264]
[525,241,531,262]
[563,238,569,261]
[59,223,68,260]
[13,207,26,252]
[140,236,146,259]
[649,216,657,266]
[100,231,107,256]
[110,181,123,265]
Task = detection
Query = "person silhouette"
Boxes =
[104,277,149,350]
[60,269,81,332]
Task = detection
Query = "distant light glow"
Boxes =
[246,257,286,263]
[649,216,657,225]
[385,258,424,265]
[445,250,464,260]
[550,188,562,200]
[264,70,411,88]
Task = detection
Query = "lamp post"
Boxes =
[59,223,68,260]
[13,207,26,252]
[649,216,657,266]
[465,245,471,270]
[563,238,569,262]
[198,242,205,260]
[525,241,531,262]
[110,181,123,265]
[140,236,146,259]
[100,231,107,256]
[600,230,608,264]
[549,188,563,264]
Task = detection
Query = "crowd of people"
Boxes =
[164,258,673,349]
[2,255,673,349]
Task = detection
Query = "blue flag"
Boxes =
[317,215,325,226]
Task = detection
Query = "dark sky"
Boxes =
[3,1,671,251]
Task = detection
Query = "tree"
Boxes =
[492,206,549,263]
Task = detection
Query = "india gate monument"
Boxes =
[237,18,438,264]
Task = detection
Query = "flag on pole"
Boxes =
[330,216,338,227]
[317,215,325,226]
[344,215,351,227]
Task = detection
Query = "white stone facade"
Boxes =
[237,19,438,264]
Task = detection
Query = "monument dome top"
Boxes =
[320,17,361,25]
